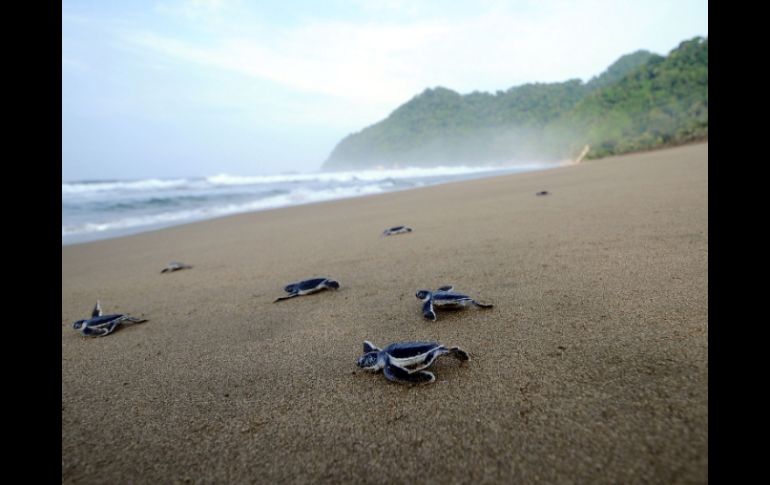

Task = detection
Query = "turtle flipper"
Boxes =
[405,346,450,373]
[92,301,102,318]
[121,316,148,324]
[363,341,381,353]
[81,326,110,337]
[472,300,494,309]
[273,293,299,303]
[436,286,454,292]
[81,319,120,337]
[384,362,435,384]
[449,346,470,361]
[422,299,436,321]
[323,279,340,290]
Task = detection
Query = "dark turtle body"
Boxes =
[382,226,413,236]
[274,277,340,302]
[357,340,469,384]
[161,261,193,273]
[71,301,148,337]
[416,286,493,321]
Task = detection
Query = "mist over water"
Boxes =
[62,163,562,245]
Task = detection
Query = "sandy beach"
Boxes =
[62,143,708,483]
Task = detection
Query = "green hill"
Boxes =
[566,37,708,158]
[322,37,707,170]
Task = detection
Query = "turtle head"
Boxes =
[325,279,340,290]
[357,351,384,371]
[72,319,87,330]
[415,290,432,301]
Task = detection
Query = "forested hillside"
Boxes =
[323,37,707,169]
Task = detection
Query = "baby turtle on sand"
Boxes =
[72,301,148,337]
[382,226,412,236]
[273,278,340,302]
[161,261,193,273]
[357,340,470,384]
[416,286,494,321]
[536,191,550,196]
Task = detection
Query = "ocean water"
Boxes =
[62,163,561,245]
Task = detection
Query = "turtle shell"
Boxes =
[82,314,124,327]
[291,278,329,292]
[384,341,440,359]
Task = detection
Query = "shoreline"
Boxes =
[61,162,569,247]
[63,142,708,483]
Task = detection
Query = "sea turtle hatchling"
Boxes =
[416,286,494,321]
[161,261,193,273]
[382,226,413,236]
[357,340,470,384]
[71,301,148,337]
[273,277,340,302]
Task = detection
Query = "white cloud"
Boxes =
[78,0,707,131]
[155,0,229,18]
[120,0,707,134]
[126,1,699,108]
[123,20,450,104]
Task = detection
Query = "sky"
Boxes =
[62,0,708,181]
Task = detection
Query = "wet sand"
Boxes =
[62,143,708,484]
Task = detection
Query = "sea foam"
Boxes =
[62,163,559,245]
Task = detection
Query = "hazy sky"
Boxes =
[62,0,707,181]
